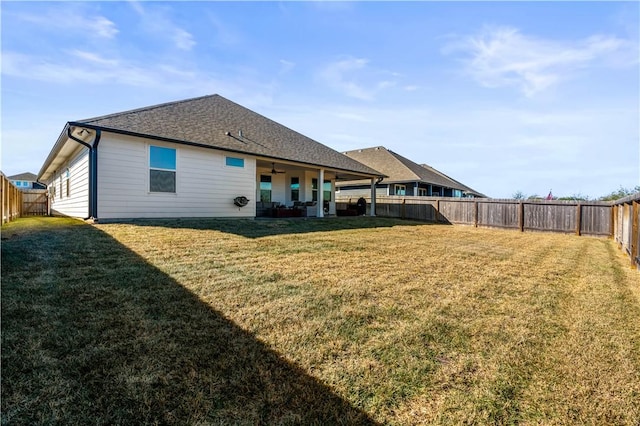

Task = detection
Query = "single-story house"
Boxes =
[337,146,486,198]
[37,95,384,221]
[8,172,46,190]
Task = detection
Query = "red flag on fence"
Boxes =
[546,190,553,200]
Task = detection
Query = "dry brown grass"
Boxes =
[3,217,639,424]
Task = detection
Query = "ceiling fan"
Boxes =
[271,163,286,174]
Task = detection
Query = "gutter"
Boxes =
[66,126,102,220]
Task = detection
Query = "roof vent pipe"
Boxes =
[238,130,243,138]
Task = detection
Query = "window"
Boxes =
[65,169,70,197]
[395,184,406,196]
[312,178,318,202]
[312,178,331,202]
[149,146,176,193]
[323,180,332,202]
[60,176,63,198]
[225,156,244,168]
[418,188,427,197]
[290,177,299,201]
[260,175,272,203]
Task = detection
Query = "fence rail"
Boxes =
[337,194,640,269]
[1,173,23,224]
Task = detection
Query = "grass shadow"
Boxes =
[98,216,438,239]
[1,218,379,424]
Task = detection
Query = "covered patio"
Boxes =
[255,158,380,218]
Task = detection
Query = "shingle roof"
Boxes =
[339,146,485,196]
[8,172,37,181]
[72,94,382,177]
[420,164,486,197]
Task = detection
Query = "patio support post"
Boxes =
[370,178,376,216]
[318,169,324,218]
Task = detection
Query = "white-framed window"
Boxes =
[149,146,176,193]
[312,178,332,202]
[323,180,332,202]
[418,188,427,196]
[225,156,244,168]
[395,184,406,196]
[290,177,300,201]
[260,175,272,203]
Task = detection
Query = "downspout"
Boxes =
[91,130,102,219]
[66,127,101,220]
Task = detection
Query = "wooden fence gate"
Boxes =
[22,189,48,216]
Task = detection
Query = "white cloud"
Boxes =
[68,50,119,67]
[93,16,119,39]
[12,7,118,39]
[130,2,196,51]
[444,26,637,97]
[318,57,405,101]
[279,59,296,75]
[319,57,373,100]
[173,29,196,51]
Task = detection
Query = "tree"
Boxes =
[512,190,526,200]
[557,193,589,201]
[599,186,640,201]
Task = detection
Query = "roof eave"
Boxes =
[68,123,386,179]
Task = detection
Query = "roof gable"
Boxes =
[340,146,485,196]
[73,95,381,176]
[342,147,453,187]
[8,172,37,181]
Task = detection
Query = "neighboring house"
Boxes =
[8,172,46,190]
[38,95,383,221]
[337,146,486,198]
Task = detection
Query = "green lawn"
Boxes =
[2,216,639,425]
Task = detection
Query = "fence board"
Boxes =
[22,189,48,216]
[1,173,22,224]
[478,201,519,229]
[581,205,611,236]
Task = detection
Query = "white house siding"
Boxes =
[336,185,387,199]
[49,148,90,218]
[97,133,256,219]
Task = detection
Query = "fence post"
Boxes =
[402,198,406,220]
[435,199,440,223]
[519,201,525,232]
[610,204,616,240]
[632,201,639,268]
[1,177,5,224]
[576,203,582,236]
[474,200,478,227]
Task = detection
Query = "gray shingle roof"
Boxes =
[73,94,382,177]
[419,164,486,197]
[8,172,37,181]
[339,146,485,196]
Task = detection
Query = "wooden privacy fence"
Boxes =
[338,196,611,235]
[1,173,23,224]
[22,189,49,216]
[612,194,640,269]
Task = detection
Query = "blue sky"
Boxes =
[2,1,638,199]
